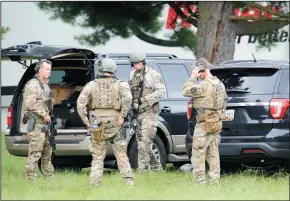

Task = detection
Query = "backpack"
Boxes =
[208,76,226,111]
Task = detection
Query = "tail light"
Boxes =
[269,98,289,119]
[187,100,193,120]
[7,106,13,126]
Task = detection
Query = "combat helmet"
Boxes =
[129,51,146,63]
[97,58,117,74]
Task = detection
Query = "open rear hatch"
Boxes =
[211,67,280,137]
[1,41,95,62]
[2,41,96,138]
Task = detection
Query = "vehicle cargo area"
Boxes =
[19,62,92,133]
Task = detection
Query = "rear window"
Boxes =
[211,68,279,94]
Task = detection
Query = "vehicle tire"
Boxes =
[127,134,167,169]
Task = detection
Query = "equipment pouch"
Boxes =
[27,117,36,132]
[92,122,104,142]
[196,113,205,123]
[23,112,33,124]
[204,112,220,133]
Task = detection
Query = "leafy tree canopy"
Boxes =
[37,1,289,54]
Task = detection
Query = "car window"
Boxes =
[211,68,279,94]
[115,64,133,82]
[49,70,65,85]
[185,61,194,74]
[278,69,289,94]
[159,63,190,98]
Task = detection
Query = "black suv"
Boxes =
[2,41,194,170]
[185,60,289,169]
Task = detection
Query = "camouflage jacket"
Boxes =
[23,76,51,120]
[77,77,132,126]
[129,67,166,108]
[182,75,227,113]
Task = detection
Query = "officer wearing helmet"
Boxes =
[182,58,227,185]
[128,51,166,172]
[77,58,134,187]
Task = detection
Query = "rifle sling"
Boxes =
[34,76,54,115]
[135,66,146,118]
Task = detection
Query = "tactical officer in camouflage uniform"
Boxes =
[77,58,134,188]
[182,58,227,185]
[128,51,166,172]
[22,59,55,180]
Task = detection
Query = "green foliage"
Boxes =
[168,27,198,54]
[37,2,165,46]
[37,1,289,54]
[1,26,10,39]
[255,32,279,52]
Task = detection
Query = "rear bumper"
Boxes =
[186,141,289,160]
[220,142,289,159]
[5,135,92,157]
[185,127,290,162]
[4,128,114,157]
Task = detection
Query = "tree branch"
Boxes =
[167,2,197,27]
[243,2,290,18]
[231,15,290,22]
[184,2,199,26]
[134,28,181,47]
[172,27,196,54]
[184,2,197,19]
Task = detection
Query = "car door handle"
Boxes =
[161,106,171,113]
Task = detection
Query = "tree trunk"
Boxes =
[214,2,237,65]
[196,2,237,65]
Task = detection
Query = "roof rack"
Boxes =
[96,53,178,60]
[219,60,288,65]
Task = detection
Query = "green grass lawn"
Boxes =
[1,133,289,200]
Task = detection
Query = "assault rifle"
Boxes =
[123,106,138,139]
[41,115,57,152]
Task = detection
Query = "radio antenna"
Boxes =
[251,52,257,62]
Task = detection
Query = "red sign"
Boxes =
[166,4,281,30]
[166,3,196,29]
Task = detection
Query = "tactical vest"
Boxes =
[130,71,143,101]
[33,76,53,114]
[130,69,159,113]
[91,78,121,110]
[193,76,226,111]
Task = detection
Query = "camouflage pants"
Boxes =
[136,111,162,171]
[90,118,134,187]
[26,123,54,180]
[191,121,222,184]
